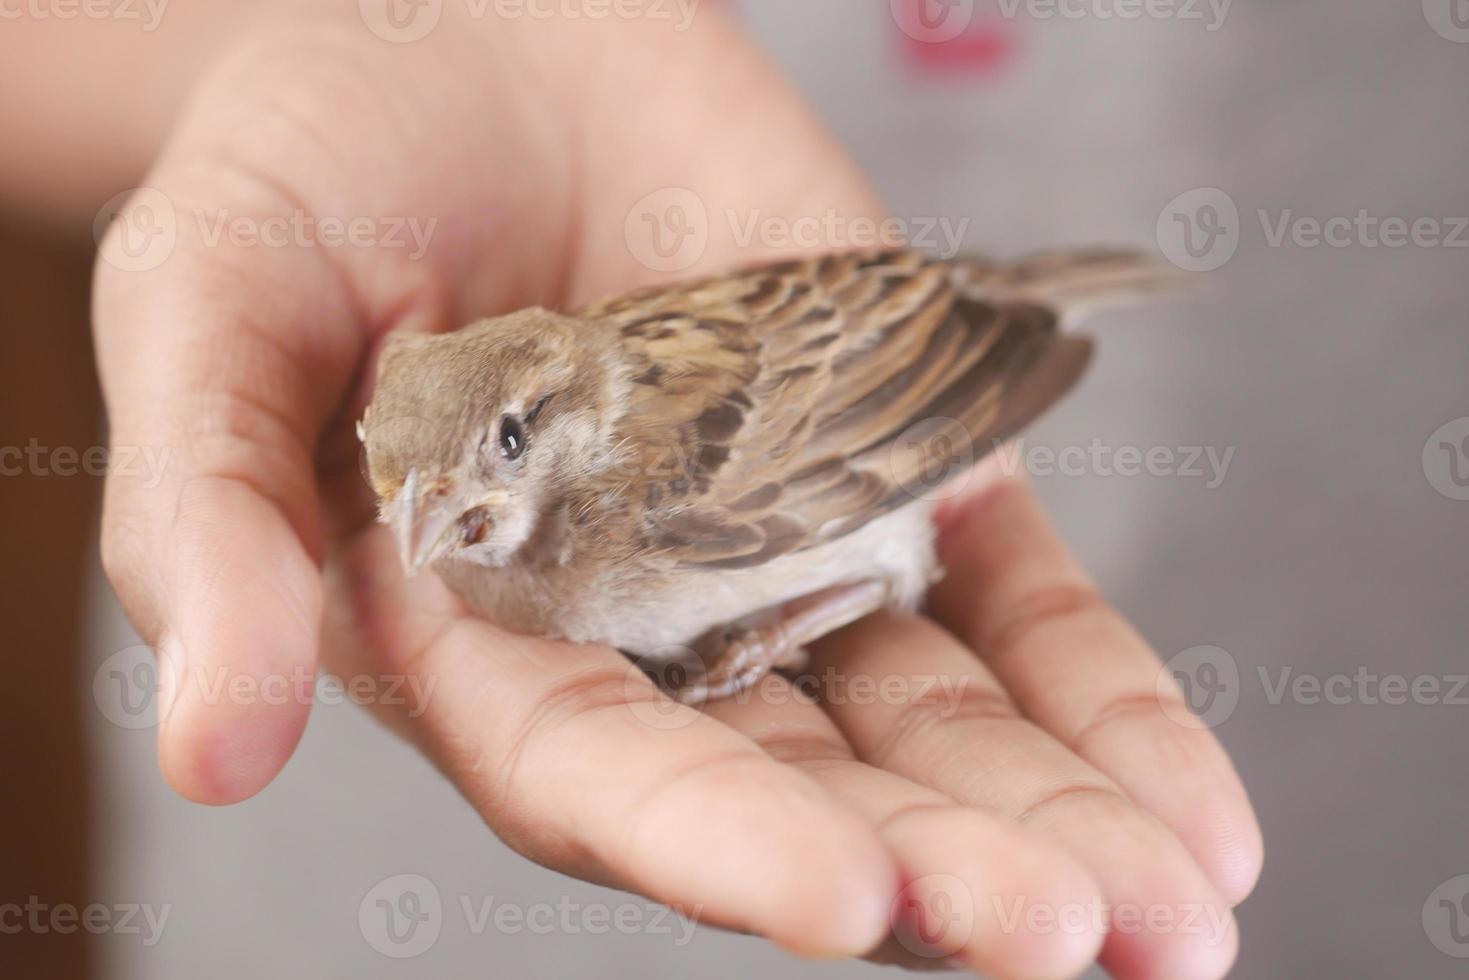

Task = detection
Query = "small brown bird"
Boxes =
[360,247,1172,700]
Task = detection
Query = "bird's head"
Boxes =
[360,309,622,573]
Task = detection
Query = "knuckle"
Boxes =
[748,729,852,770]
[871,681,1017,768]
[1069,690,1173,752]
[982,582,1109,665]
[1015,781,1130,826]
[490,664,649,812]
[631,749,771,818]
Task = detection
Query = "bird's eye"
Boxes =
[499,415,525,460]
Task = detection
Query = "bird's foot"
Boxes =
[660,579,889,706]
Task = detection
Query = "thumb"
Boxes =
[94,174,361,803]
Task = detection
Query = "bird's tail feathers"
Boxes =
[957,247,1191,324]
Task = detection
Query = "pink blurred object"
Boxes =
[891,0,1017,77]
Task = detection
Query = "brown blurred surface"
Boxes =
[0,217,98,980]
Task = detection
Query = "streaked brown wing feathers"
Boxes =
[581,249,1124,568]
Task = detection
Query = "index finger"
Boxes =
[321,528,901,958]
[928,476,1264,905]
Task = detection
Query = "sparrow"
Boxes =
[359,247,1174,701]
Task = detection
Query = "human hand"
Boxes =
[94,5,1259,976]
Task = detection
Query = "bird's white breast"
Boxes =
[439,502,939,658]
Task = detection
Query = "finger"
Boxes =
[322,529,899,959]
[94,171,366,803]
[812,614,1239,980]
[928,477,1264,905]
[705,674,1105,980]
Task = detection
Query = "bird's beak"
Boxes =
[392,468,496,575]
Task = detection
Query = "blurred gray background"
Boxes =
[83,1,1468,977]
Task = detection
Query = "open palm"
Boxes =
[94,8,1259,978]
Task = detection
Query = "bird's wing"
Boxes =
[578,247,1173,569]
